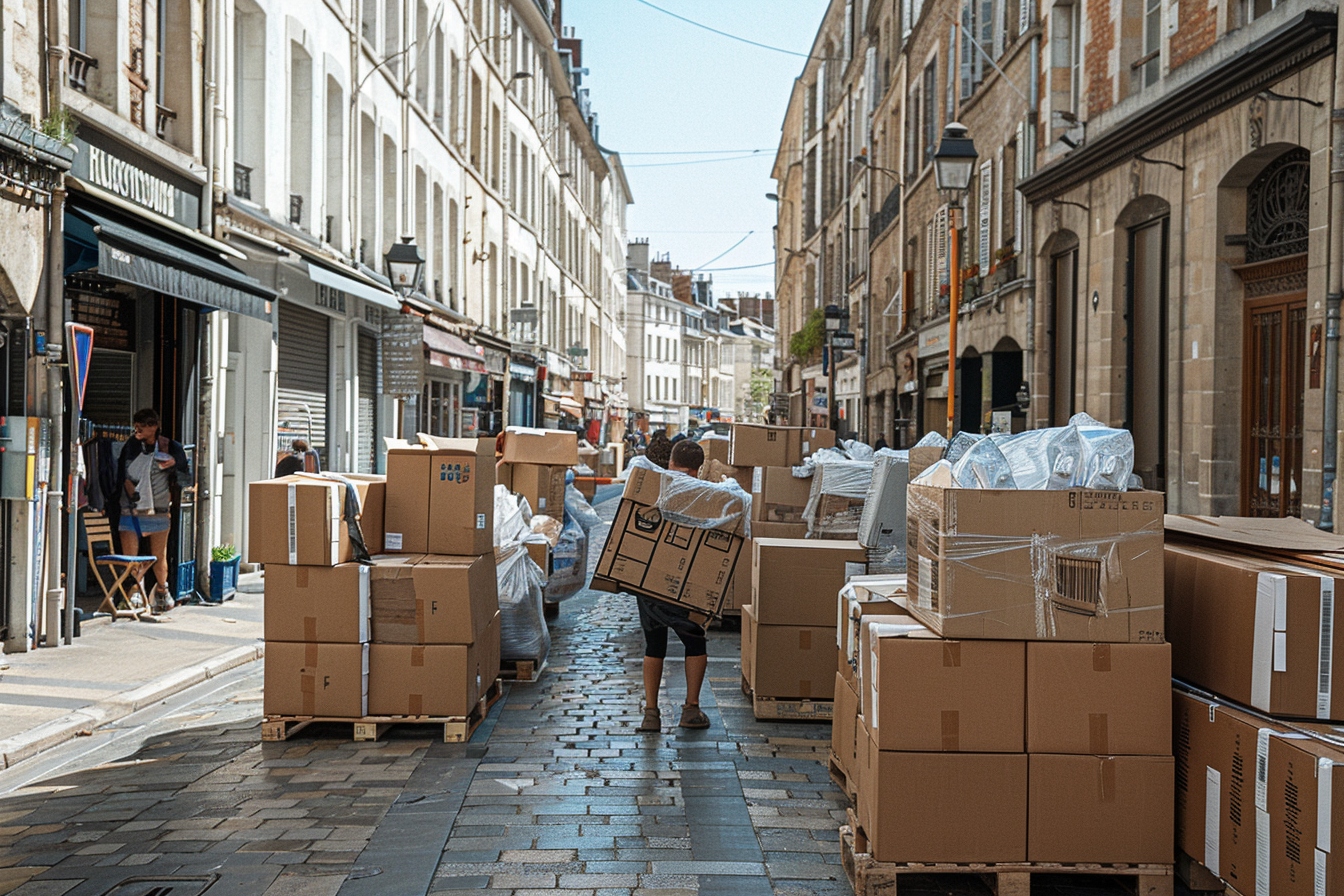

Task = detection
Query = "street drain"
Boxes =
[100,874,217,896]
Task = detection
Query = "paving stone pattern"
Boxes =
[0,506,849,896]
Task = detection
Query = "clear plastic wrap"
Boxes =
[944,431,984,464]
[565,484,603,533]
[911,459,957,487]
[530,514,563,547]
[951,438,1017,489]
[543,514,588,603]
[628,456,751,535]
[992,426,1085,490]
[495,542,551,662]
[804,459,874,538]
[1072,413,1136,490]
[843,440,875,461]
[913,431,949,450]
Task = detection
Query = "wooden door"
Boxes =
[1242,294,1306,517]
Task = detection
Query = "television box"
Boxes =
[864,742,1028,863]
[369,553,498,645]
[751,520,809,539]
[831,671,860,783]
[751,466,813,523]
[1166,542,1344,720]
[1027,642,1171,755]
[367,612,501,717]
[858,454,908,549]
[753,538,868,627]
[499,462,567,516]
[590,465,747,617]
[1028,754,1174,864]
[1172,689,1281,892]
[263,563,370,643]
[745,609,838,701]
[384,439,494,555]
[263,641,368,717]
[867,629,1025,752]
[501,427,579,465]
[729,424,834,468]
[248,476,345,566]
[906,483,1165,641]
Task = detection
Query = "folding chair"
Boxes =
[83,512,157,621]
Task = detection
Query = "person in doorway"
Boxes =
[117,408,190,614]
[636,438,712,732]
[274,438,318,477]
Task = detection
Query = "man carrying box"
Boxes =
[637,439,712,732]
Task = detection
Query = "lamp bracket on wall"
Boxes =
[1135,154,1186,171]
[1259,89,1325,109]
[1051,198,1091,212]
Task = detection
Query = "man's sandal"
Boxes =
[679,704,710,729]
[637,707,662,732]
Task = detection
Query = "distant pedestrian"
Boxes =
[118,408,190,614]
[637,439,711,733]
[646,430,672,469]
[874,436,889,451]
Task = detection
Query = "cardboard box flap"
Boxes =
[501,427,580,465]
[1165,514,1344,553]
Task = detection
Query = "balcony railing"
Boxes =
[67,48,98,93]
[233,162,253,200]
[155,104,176,140]
[289,193,303,227]
[870,182,903,240]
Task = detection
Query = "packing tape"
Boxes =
[1252,574,1286,710]
[296,567,309,588]
[287,483,299,565]
[1320,577,1335,720]
[1089,713,1109,754]
[1319,759,1335,868]
[301,674,315,715]
[942,642,961,667]
[941,710,959,751]
[1098,758,1116,804]
[1092,644,1111,672]
[304,617,317,642]
[1257,807,1271,896]
[411,646,425,667]
[328,482,342,566]
[409,694,423,715]
[1206,766,1222,877]
[305,642,319,667]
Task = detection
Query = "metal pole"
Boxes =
[946,204,961,438]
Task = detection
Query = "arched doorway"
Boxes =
[956,346,982,434]
[988,337,1025,433]
[1115,196,1171,493]
[1236,148,1309,517]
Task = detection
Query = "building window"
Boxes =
[922,61,937,167]
[1245,149,1310,263]
[1141,0,1161,88]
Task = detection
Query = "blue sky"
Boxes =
[563,0,830,298]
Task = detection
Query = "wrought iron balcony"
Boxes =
[67,48,98,93]
[233,162,253,200]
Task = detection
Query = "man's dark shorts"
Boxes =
[637,595,707,659]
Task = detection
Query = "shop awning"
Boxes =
[302,255,400,310]
[66,206,275,322]
[424,325,487,374]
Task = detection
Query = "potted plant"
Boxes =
[210,544,241,602]
[990,246,1018,287]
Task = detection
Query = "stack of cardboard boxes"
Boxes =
[497,427,581,578]
[1165,515,1344,894]
[836,481,1173,866]
[252,474,384,718]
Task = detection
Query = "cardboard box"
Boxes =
[867,631,1025,752]
[750,520,809,539]
[855,714,875,835]
[751,466,813,523]
[263,564,370,643]
[263,641,369,717]
[749,619,839,700]
[753,538,868,626]
[336,473,386,555]
[703,458,753,493]
[1172,689,1275,893]
[385,449,432,553]
[591,466,747,617]
[721,538,750,613]
[368,612,501,717]
[370,553,498,645]
[839,588,911,688]
[1028,754,1174,863]
[831,672,860,781]
[384,439,494,555]
[526,541,552,578]
[1027,642,1171,755]
[698,437,732,470]
[1262,729,1344,896]
[499,462,567,516]
[729,424,835,467]
[741,603,757,685]
[858,454,908,549]
[907,445,944,481]
[1166,542,1344,720]
[248,476,346,566]
[501,427,579,465]
[864,743,1028,863]
[906,483,1165,641]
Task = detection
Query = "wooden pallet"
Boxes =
[501,657,548,683]
[828,751,856,802]
[841,813,1174,896]
[262,679,502,744]
[1175,850,1230,893]
[742,677,834,721]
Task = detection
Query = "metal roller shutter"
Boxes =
[277,302,331,466]
[83,348,135,426]
[356,329,378,473]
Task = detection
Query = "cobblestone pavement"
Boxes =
[0,504,850,896]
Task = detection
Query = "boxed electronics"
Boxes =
[263,642,369,717]
[263,563,370,643]
[1165,542,1344,720]
[857,454,908,550]
[500,426,580,465]
[369,553,499,645]
[729,424,835,468]
[384,438,495,555]
[368,612,501,716]
[905,483,1165,641]
[590,463,747,616]
[751,466,813,523]
[752,538,867,626]
[742,603,837,701]
[499,462,567,516]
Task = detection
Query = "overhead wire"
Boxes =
[630,0,837,60]
[623,152,768,168]
[694,231,756,269]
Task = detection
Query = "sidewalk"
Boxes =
[0,580,264,770]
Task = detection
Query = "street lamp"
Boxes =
[933,122,978,438]
[824,303,843,434]
[385,236,425,297]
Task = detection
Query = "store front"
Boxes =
[508,357,539,427]
[422,323,485,437]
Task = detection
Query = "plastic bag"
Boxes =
[951,438,1017,489]
[543,514,588,603]
[530,514,563,547]
[565,484,603,533]
[495,543,550,662]
[911,459,957,487]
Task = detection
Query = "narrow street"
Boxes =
[0,504,846,896]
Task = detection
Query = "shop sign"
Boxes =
[918,323,949,359]
[71,134,201,227]
[381,313,423,397]
[509,361,536,382]
[482,348,508,377]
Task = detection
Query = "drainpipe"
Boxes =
[1321,11,1344,530]
[195,0,221,594]
[1023,35,1040,426]
[42,0,65,646]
